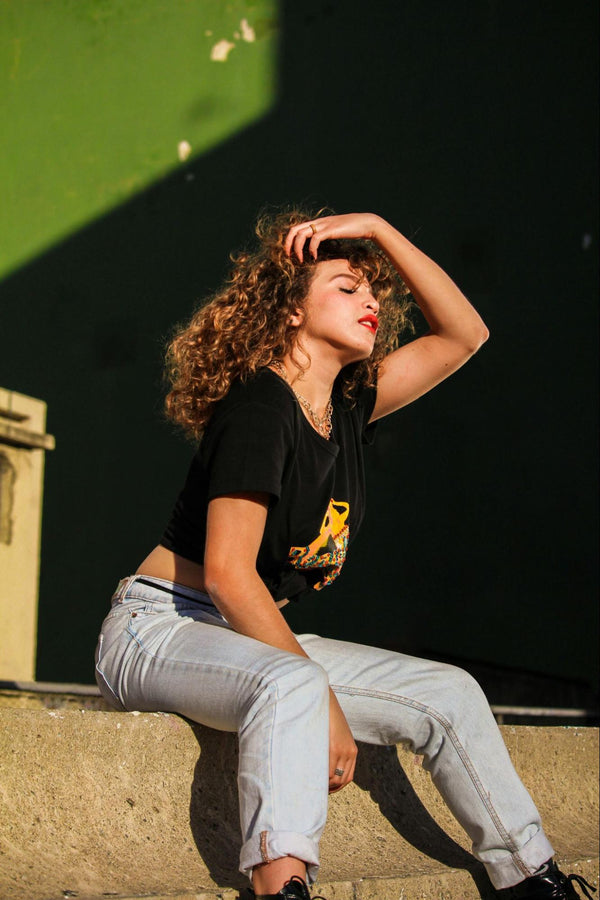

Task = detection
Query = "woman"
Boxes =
[95,211,593,900]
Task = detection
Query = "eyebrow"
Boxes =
[329,272,372,291]
[330,272,361,283]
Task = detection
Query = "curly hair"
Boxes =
[165,208,413,440]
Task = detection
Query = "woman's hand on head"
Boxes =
[328,689,358,793]
[285,213,385,262]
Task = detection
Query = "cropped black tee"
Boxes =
[160,368,377,602]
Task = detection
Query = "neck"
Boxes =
[275,355,339,414]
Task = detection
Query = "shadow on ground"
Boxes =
[188,727,494,897]
[354,743,494,898]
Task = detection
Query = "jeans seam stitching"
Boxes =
[244,681,278,854]
[95,634,123,707]
[95,662,124,707]
[269,680,278,842]
[259,681,278,864]
[332,682,528,871]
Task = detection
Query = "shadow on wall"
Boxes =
[187,727,495,898]
[353,745,495,898]
[0,3,597,694]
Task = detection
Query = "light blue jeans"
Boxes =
[94,575,554,889]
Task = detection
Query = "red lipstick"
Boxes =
[358,315,379,333]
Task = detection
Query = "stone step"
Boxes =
[0,709,597,900]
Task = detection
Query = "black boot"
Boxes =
[498,860,596,899]
[253,874,328,899]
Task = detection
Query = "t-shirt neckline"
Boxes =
[264,367,339,450]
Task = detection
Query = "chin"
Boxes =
[329,335,375,366]
[354,338,376,359]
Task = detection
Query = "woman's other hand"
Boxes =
[285,213,384,262]
[328,689,358,793]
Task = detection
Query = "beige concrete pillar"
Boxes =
[0,388,55,681]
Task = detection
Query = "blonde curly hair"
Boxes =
[165,208,413,440]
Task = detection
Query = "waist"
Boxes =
[136,545,206,590]
[113,573,289,611]
[113,574,214,605]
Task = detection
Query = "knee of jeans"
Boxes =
[288,655,328,689]
[429,663,490,721]
[272,655,330,707]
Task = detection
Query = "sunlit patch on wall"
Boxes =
[0,454,16,545]
[1,0,278,280]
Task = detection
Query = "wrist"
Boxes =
[370,216,405,249]
[367,213,387,242]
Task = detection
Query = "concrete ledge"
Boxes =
[0,710,597,900]
[0,681,112,710]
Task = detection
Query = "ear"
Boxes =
[289,308,304,328]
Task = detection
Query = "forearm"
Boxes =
[206,567,309,658]
[371,216,489,348]
[209,570,342,719]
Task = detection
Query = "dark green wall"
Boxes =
[1,0,277,278]
[1,2,597,700]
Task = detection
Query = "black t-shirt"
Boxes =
[160,368,377,601]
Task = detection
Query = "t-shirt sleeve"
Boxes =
[201,400,294,502]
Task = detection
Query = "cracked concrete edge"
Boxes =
[3,715,597,900]
[48,858,599,900]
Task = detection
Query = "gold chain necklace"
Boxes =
[271,361,333,440]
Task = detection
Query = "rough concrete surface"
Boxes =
[0,710,597,900]
[0,685,112,711]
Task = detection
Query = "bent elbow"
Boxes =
[468,323,490,355]
[476,322,490,350]
[204,565,229,604]
[204,560,258,609]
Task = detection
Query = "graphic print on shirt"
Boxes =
[288,499,349,590]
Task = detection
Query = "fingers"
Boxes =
[283,213,379,261]
[284,220,322,262]
[307,229,321,261]
[327,688,358,793]
[328,743,358,793]
[328,754,357,793]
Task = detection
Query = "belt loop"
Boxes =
[114,575,137,602]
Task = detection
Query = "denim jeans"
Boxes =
[95,574,554,889]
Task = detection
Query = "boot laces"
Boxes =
[565,872,597,900]
[286,874,328,899]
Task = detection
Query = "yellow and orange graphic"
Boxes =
[288,499,350,590]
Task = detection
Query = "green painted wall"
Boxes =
[0,3,597,706]
[1,0,276,278]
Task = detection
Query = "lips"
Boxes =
[358,315,379,333]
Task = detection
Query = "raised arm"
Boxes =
[285,213,489,421]
[204,491,357,792]
[368,216,489,419]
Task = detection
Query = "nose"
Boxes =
[364,293,379,315]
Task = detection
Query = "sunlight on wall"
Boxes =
[1,0,278,279]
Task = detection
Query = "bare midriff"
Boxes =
[136,545,207,591]
[135,545,289,609]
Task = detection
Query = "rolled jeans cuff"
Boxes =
[484,827,555,890]
[239,830,320,884]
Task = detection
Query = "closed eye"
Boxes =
[340,287,357,294]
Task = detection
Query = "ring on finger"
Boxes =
[309,223,318,236]
[334,767,345,776]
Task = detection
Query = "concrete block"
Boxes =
[0,710,597,900]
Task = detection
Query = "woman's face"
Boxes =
[293,258,380,365]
